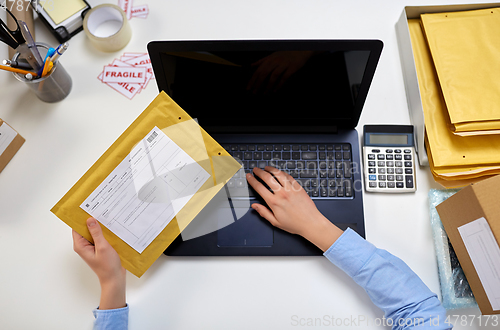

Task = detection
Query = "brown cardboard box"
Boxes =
[0,119,25,173]
[436,175,500,315]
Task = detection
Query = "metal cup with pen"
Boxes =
[1,8,72,102]
[12,42,72,103]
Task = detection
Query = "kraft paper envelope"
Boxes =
[51,91,241,277]
[408,19,500,171]
[421,8,500,133]
[426,135,499,188]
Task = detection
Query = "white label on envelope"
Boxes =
[0,122,17,156]
[458,217,500,311]
[80,126,211,253]
[102,66,147,84]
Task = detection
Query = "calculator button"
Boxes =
[378,175,386,181]
[396,182,404,188]
[369,175,376,181]
[385,149,393,153]
[387,175,395,181]
[404,154,412,160]
[395,154,402,160]
[404,149,411,153]
[386,161,394,167]
[372,149,380,153]
[404,161,412,167]
[395,168,403,174]
[385,154,394,160]
[378,182,386,188]
[395,149,401,153]
[369,182,377,188]
[368,154,375,160]
[368,168,376,173]
[368,161,376,167]
[378,168,386,174]
[405,175,414,188]
[405,168,413,174]
[387,168,394,174]
[396,175,404,181]
[387,182,395,188]
[343,151,351,160]
[377,154,385,160]
[334,145,342,151]
[395,161,403,167]
[342,145,350,151]
[378,161,385,167]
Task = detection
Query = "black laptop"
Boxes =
[147,40,383,256]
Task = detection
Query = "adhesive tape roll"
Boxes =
[83,4,132,52]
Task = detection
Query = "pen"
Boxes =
[0,64,38,76]
[40,57,52,77]
[50,43,68,63]
[38,47,56,76]
[3,59,32,70]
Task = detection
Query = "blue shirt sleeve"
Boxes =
[324,228,451,330]
[93,305,129,330]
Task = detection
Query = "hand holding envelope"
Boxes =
[52,92,241,277]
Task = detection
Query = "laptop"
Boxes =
[147,40,383,256]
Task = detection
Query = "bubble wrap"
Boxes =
[428,189,477,310]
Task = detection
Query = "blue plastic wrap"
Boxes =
[428,189,477,310]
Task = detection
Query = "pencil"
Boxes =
[41,58,51,77]
[0,64,39,77]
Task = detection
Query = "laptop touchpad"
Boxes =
[217,208,274,247]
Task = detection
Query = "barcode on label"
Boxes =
[147,131,158,143]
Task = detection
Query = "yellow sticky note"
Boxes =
[40,0,87,25]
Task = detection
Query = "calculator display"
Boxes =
[369,134,408,145]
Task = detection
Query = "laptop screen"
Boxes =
[148,40,382,131]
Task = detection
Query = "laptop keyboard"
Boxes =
[224,143,354,199]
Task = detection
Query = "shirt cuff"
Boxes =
[323,228,377,278]
[93,304,129,330]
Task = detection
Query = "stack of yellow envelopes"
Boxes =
[408,9,500,187]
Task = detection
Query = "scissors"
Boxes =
[0,8,43,71]
[0,8,26,49]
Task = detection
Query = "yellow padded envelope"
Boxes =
[421,8,500,133]
[408,19,500,171]
[51,92,241,277]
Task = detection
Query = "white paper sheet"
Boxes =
[80,126,210,253]
[0,122,17,156]
[458,217,500,311]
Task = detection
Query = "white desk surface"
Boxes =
[1,1,497,329]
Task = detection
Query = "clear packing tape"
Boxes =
[428,189,477,310]
[51,92,241,277]
[407,19,500,187]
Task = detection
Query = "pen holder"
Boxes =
[12,43,72,103]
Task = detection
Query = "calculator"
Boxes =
[363,125,416,193]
